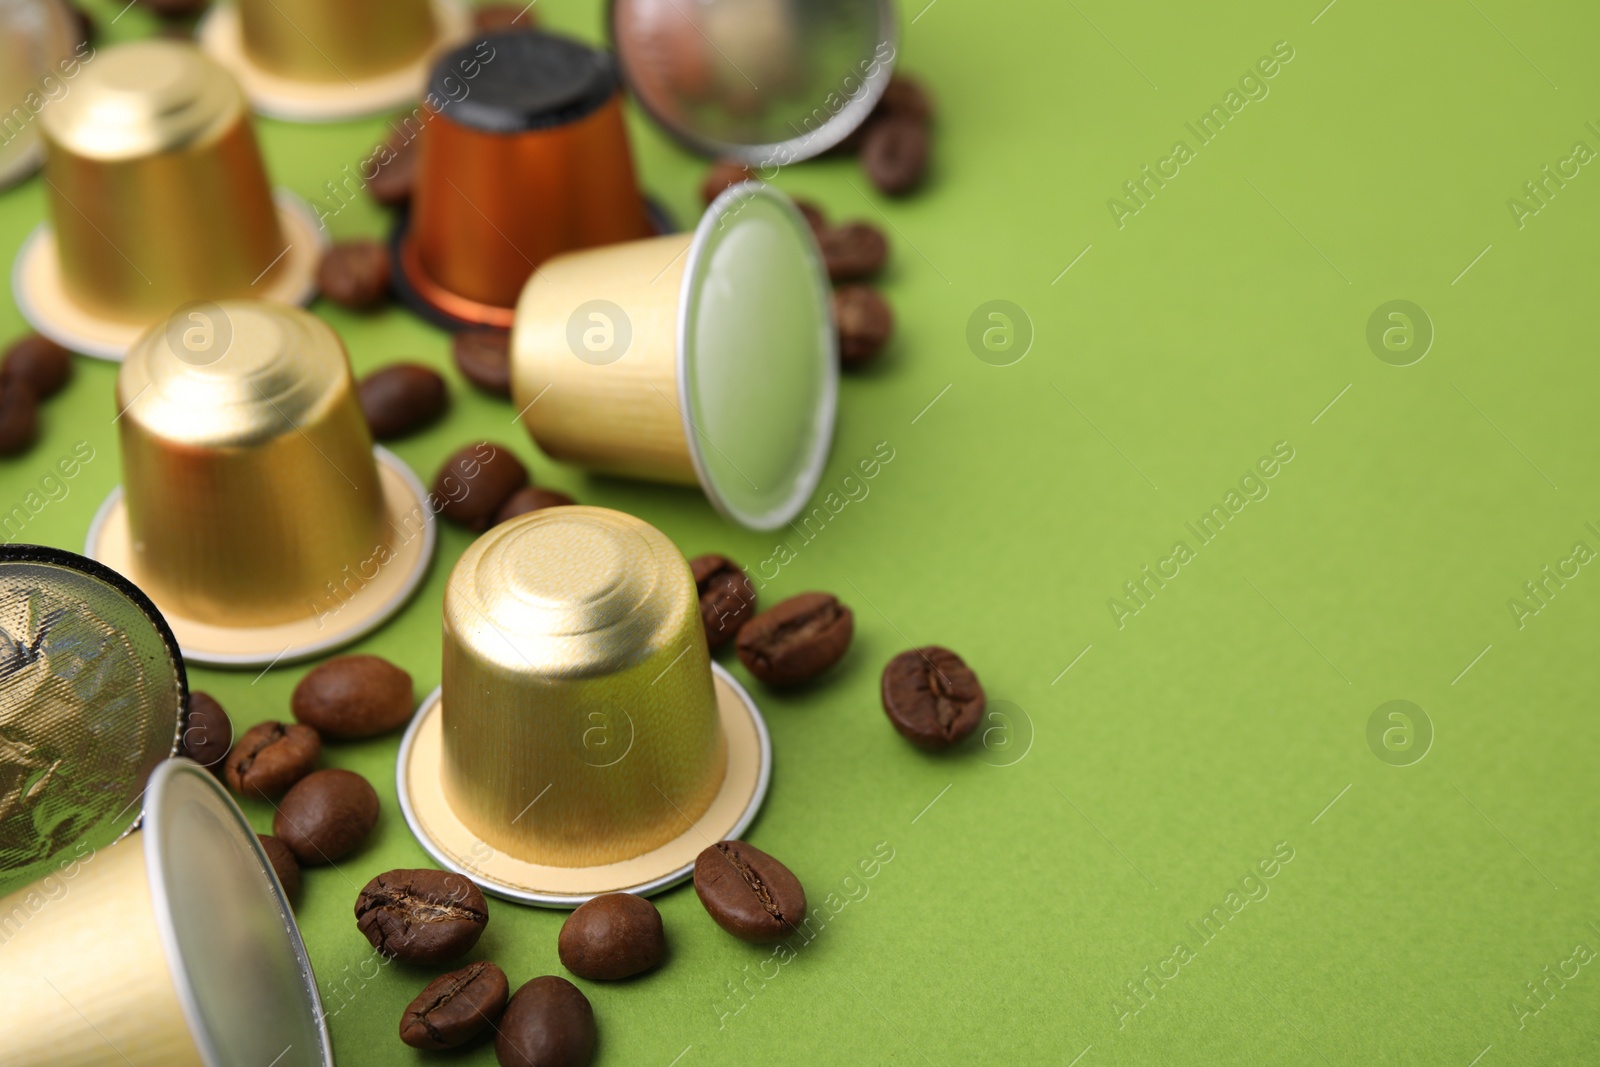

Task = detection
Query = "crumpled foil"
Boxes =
[0,556,183,894]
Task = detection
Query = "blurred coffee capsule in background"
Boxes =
[393,31,653,331]
[10,40,324,359]
[0,0,77,190]
[0,759,333,1066]
[511,182,836,531]
[199,0,470,121]
[398,506,771,906]
[0,545,183,899]
[85,302,435,668]
[611,0,896,164]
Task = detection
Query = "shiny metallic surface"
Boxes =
[610,0,896,164]
[440,507,727,868]
[115,302,388,628]
[0,547,183,899]
[38,41,287,323]
[0,0,76,189]
[235,0,436,82]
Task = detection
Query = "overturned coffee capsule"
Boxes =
[0,0,79,190]
[198,0,470,121]
[393,31,654,330]
[85,301,436,668]
[0,759,333,1066]
[398,506,771,906]
[611,0,896,164]
[10,40,323,359]
[511,182,836,531]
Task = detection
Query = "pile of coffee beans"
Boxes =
[0,334,73,456]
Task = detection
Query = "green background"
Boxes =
[4,0,1599,1063]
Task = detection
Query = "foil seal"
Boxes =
[0,546,185,897]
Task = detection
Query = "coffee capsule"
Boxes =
[510,182,836,531]
[393,31,654,331]
[0,759,333,1066]
[398,506,771,906]
[0,0,77,190]
[85,301,436,668]
[199,0,471,122]
[0,545,184,899]
[611,0,896,164]
[10,40,323,360]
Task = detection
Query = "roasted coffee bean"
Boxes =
[690,555,757,650]
[359,363,447,440]
[432,442,529,530]
[475,3,536,31]
[452,329,513,396]
[401,960,510,1050]
[368,129,419,207]
[495,486,576,526]
[2,334,72,399]
[693,840,806,943]
[495,976,596,1067]
[793,198,827,237]
[182,691,232,771]
[701,159,755,205]
[874,74,935,124]
[736,592,853,687]
[0,380,37,457]
[832,286,893,367]
[274,769,379,865]
[882,647,986,751]
[356,869,489,965]
[819,222,888,282]
[224,721,320,799]
[292,655,414,740]
[257,834,301,901]
[558,893,665,981]
[862,115,929,196]
[317,241,391,311]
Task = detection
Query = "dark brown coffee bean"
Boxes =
[452,329,513,396]
[273,769,379,865]
[432,442,529,530]
[359,363,447,440]
[495,486,576,526]
[832,286,893,368]
[401,960,509,1050]
[257,834,301,901]
[291,654,414,740]
[317,241,391,311]
[0,380,37,457]
[693,840,806,943]
[495,976,595,1067]
[223,721,320,799]
[475,3,536,31]
[736,592,853,686]
[882,647,986,751]
[792,198,827,237]
[182,691,232,771]
[558,893,665,981]
[862,115,929,197]
[356,869,489,965]
[690,555,756,650]
[368,129,419,208]
[875,74,935,124]
[2,334,72,399]
[819,223,888,282]
[701,159,755,205]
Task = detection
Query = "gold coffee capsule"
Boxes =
[0,0,78,189]
[398,506,771,906]
[85,301,436,668]
[511,182,837,531]
[0,760,333,1067]
[199,0,471,121]
[10,40,322,360]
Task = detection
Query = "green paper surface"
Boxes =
[3,1,1599,1064]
